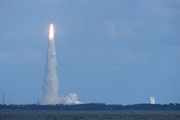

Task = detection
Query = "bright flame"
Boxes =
[49,24,54,41]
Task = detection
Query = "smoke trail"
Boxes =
[42,40,60,104]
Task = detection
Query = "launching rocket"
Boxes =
[42,23,59,104]
[49,24,54,41]
[42,23,80,105]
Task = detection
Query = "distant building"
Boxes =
[149,96,155,104]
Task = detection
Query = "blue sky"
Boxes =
[0,0,180,104]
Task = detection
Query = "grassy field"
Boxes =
[0,110,180,120]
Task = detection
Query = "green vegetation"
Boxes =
[1,103,180,111]
[0,110,180,120]
[0,104,180,120]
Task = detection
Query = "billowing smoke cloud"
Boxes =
[42,25,80,105]
[60,93,81,105]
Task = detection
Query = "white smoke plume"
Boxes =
[42,24,80,105]
[42,41,60,105]
[60,93,81,105]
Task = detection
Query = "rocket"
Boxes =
[42,23,59,104]
[42,23,80,105]
[49,24,54,41]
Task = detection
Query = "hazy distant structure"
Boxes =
[2,92,5,105]
[42,24,80,105]
[149,96,155,104]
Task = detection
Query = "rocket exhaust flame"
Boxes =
[42,24,80,105]
[49,24,54,41]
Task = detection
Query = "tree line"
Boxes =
[0,103,180,111]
